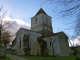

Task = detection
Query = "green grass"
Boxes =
[19,55,79,60]
[8,53,80,60]
[0,56,12,60]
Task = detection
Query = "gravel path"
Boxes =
[6,54,27,60]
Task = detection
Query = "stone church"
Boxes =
[11,8,70,56]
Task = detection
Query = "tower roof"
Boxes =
[35,8,47,16]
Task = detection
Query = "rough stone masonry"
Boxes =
[11,8,70,57]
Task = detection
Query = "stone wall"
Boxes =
[43,36,60,56]
[12,28,42,55]
[57,33,70,56]
[29,32,42,55]
[31,13,52,33]
[42,32,70,57]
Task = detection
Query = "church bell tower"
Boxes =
[31,8,53,37]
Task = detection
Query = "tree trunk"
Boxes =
[0,45,7,58]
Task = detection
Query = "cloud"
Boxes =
[2,16,31,44]
[74,36,80,45]
[4,16,31,33]
[69,36,80,47]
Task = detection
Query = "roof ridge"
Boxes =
[35,8,47,16]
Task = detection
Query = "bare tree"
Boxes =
[68,38,77,59]
[68,35,80,60]
[0,6,15,58]
[43,0,80,15]
[74,13,80,36]
[42,0,80,37]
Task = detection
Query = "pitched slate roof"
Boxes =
[35,8,47,16]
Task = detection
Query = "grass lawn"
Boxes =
[0,56,12,60]
[8,53,80,60]
[19,55,79,60]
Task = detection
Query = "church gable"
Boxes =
[16,28,22,35]
[58,32,68,39]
